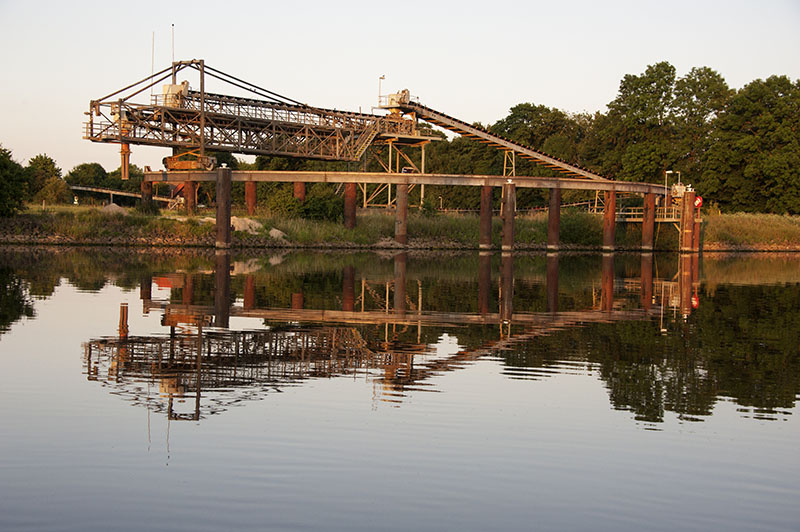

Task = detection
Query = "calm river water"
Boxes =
[0,247,798,531]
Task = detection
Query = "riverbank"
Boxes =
[2,206,800,251]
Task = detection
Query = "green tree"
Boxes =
[34,177,72,204]
[26,154,62,200]
[0,145,28,216]
[65,162,108,187]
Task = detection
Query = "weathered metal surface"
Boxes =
[603,191,616,251]
[547,187,561,251]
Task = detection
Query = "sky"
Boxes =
[1,0,798,173]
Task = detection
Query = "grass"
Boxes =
[703,213,800,247]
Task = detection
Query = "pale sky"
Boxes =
[1,0,798,173]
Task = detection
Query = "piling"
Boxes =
[344,183,357,229]
[245,181,257,215]
[479,185,492,250]
[216,167,232,249]
[642,192,655,251]
[184,181,197,214]
[478,252,491,315]
[640,253,653,311]
[680,190,697,253]
[603,191,616,252]
[501,183,516,252]
[293,182,306,202]
[395,183,408,245]
[601,253,614,312]
[500,253,514,321]
[546,253,559,313]
[547,187,561,252]
[244,275,255,310]
[214,251,231,328]
[394,252,407,314]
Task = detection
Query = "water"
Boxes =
[0,248,798,531]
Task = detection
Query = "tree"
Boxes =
[0,145,28,216]
[34,177,72,205]
[700,76,800,213]
[26,154,62,200]
[65,162,107,187]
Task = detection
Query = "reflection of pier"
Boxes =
[85,251,701,419]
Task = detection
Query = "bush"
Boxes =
[33,177,72,205]
[265,183,343,222]
[134,198,161,216]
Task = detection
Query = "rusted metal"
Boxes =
[640,254,653,311]
[395,183,408,245]
[680,191,696,253]
[547,187,561,251]
[479,185,493,249]
[215,167,231,249]
[603,191,616,252]
[501,183,516,252]
[183,180,197,214]
[245,181,257,215]
[244,275,255,311]
[293,182,306,202]
[642,192,655,251]
[344,183,357,229]
[601,253,614,312]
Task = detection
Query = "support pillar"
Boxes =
[601,253,614,312]
[293,182,306,202]
[245,181,257,216]
[479,185,493,250]
[547,187,561,252]
[342,265,355,312]
[603,190,616,252]
[216,167,231,249]
[546,253,559,313]
[692,217,702,253]
[680,191,696,253]
[243,275,255,310]
[642,192,655,251]
[291,292,304,310]
[395,183,408,245]
[478,252,492,315]
[501,183,516,253]
[344,183,357,229]
[640,253,653,311]
[393,252,407,314]
[184,181,197,215]
[141,180,153,204]
[214,251,231,329]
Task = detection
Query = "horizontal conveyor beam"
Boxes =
[144,170,668,195]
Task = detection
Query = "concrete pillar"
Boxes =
[640,253,653,311]
[501,183,516,253]
[642,192,655,251]
[214,251,231,328]
[243,274,255,310]
[393,252,407,314]
[500,253,514,321]
[216,167,232,249]
[479,185,493,250]
[344,183,357,229]
[547,187,561,252]
[184,181,197,214]
[478,252,492,315]
[601,253,614,312]
[141,180,153,203]
[293,182,306,202]
[546,253,559,313]
[395,183,408,245]
[680,190,696,253]
[603,191,616,252]
[245,181,257,216]
[342,265,355,312]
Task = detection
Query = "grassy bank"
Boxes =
[1,205,799,251]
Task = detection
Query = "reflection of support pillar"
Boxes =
[546,253,559,313]
[344,183,357,229]
[479,185,492,250]
[291,292,304,310]
[603,191,616,252]
[245,181,257,216]
[216,167,232,249]
[680,191,696,253]
[140,275,152,314]
[640,253,653,311]
[692,217,702,253]
[342,265,355,312]
[183,274,194,305]
[601,253,614,312]
[293,182,306,202]
[214,251,231,328]
[184,181,197,214]
[118,303,129,338]
[642,192,655,251]
[141,180,153,203]
[395,183,408,245]
[547,187,561,252]
[500,253,514,321]
[679,253,693,318]
[393,252,407,314]
[501,183,516,252]
[478,252,492,315]
[243,274,255,310]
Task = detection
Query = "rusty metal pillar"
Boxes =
[501,183,516,253]
[479,185,493,250]
[214,251,231,328]
[395,183,408,245]
[546,252,559,313]
[642,192,655,251]
[603,190,616,252]
[500,253,514,322]
[394,252,407,314]
[478,251,492,315]
[245,181,257,216]
[141,180,153,204]
[184,181,197,215]
[183,274,194,306]
[680,190,696,253]
[344,183,357,229]
[342,265,355,312]
[601,253,614,312]
[216,167,231,249]
[293,182,306,202]
[640,253,653,311]
[291,292,304,310]
[547,187,561,252]
[243,274,255,310]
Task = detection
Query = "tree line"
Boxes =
[1,61,798,216]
